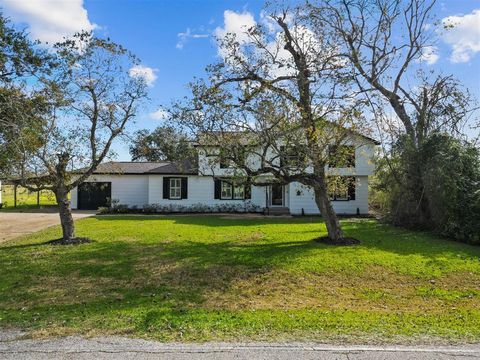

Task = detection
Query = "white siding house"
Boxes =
[71,136,378,215]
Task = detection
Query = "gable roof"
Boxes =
[74,160,197,175]
[195,129,380,147]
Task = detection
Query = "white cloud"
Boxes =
[441,9,480,63]
[259,10,277,33]
[214,10,256,45]
[149,108,168,120]
[129,65,158,87]
[176,28,209,49]
[0,0,97,44]
[419,45,439,65]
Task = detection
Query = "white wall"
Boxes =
[288,176,369,215]
[71,175,148,209]
[70,174,369,215]
[198,142,376,177]
[147,175,265,208]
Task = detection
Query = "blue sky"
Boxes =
[1,0,479,160]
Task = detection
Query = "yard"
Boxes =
[0,184,57,209]
[0,215,479,343]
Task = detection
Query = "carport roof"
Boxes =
[75,160,197,175]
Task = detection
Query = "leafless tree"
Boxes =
[11,33,147,243]
[311,0,475,224]
[173,7,372,243]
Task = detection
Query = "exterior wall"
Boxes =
[70,137,375,213]
[70,173,368,214]
[71,174,148,209]
[288,176,369,215]
[199,142,376,177]
[326,143,375,177]
[147,175,266,209]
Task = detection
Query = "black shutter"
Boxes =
[347,146,356,167]
[181,177,188,199]
[348,177,356,200]
[279,146,285,168]
[328,145,337,167]
[245,184,251,199]
[214,179,221,199]
[163,177,170,199]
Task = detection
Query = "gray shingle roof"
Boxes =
[75,160,197,175]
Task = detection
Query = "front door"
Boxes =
[269,185,284,206]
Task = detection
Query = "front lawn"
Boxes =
[0,215,479,343]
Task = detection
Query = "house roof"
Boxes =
[195,129,380,147]
[75,160,197,175]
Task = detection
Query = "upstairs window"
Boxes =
[280,146,306,168]
[220,153,245,169]
[328,145,355,168]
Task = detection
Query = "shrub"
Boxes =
[372,134,480,244]
[98,201,262,215]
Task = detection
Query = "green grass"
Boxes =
[0,184,56,209]
[0,215,479,343]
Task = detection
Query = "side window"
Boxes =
[169,178,182,199]
[329,176,355,201]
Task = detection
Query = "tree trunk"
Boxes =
[55,188,75,242]
[313,175,344,242]
[404,156,431,228]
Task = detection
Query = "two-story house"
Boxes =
[70,135,378,215]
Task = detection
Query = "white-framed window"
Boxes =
[221,181,232,199]
[233,185,245,199]
[220,181,245,200]
[331,186,349,201]
[328,176,354,201]
[170,178,182,199]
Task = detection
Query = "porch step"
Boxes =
[264,207,291,216]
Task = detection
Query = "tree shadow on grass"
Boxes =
[93,214,320,227]
[0,237,321,336]
[93,214,480,258]
[1,216,480,339]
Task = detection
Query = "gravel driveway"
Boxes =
[0,210,94,243]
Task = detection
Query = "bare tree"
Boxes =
[173,7,372,243]
[312,0,475,225]
[11,33,147,244]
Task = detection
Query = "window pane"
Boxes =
[233,185,244,199]
[328,145,355,168]
[221,181,232,199]
[170,178,182,199]
[329,177,349,200]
